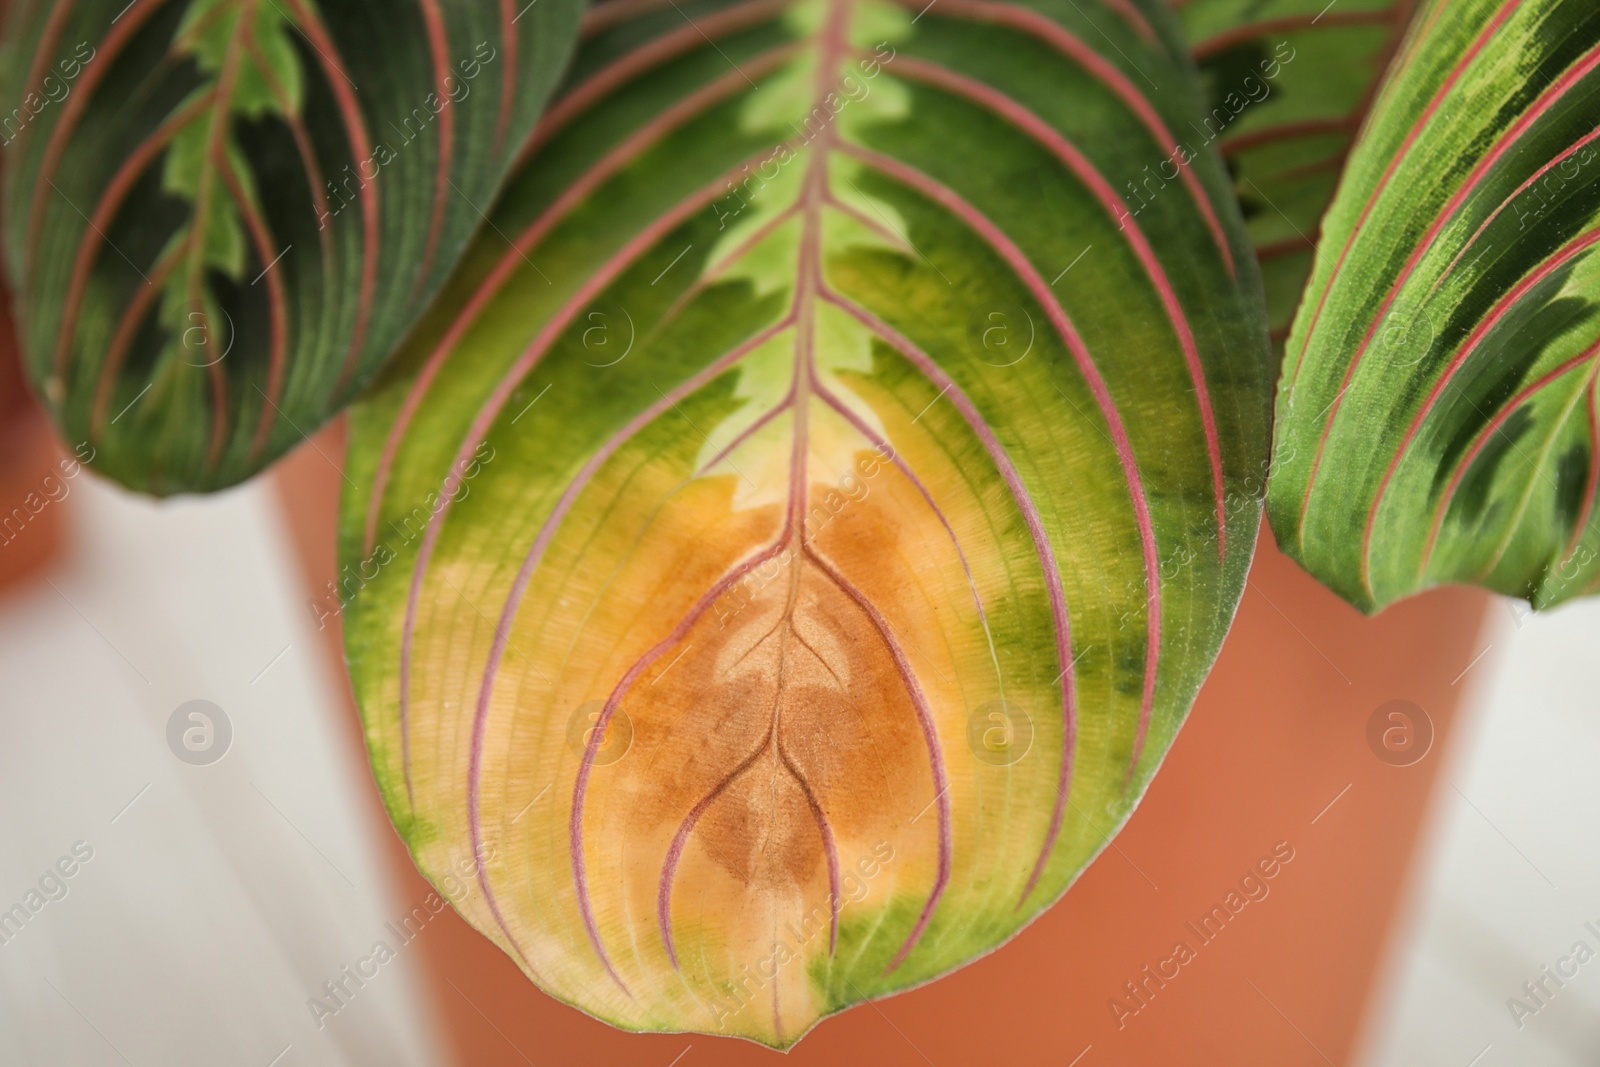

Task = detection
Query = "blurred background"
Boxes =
[2,292,1598,1066]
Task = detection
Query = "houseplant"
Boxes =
[1,0,1593,1049]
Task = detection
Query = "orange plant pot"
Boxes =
[0,260,66,593]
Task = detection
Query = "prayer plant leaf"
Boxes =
[339,0,1271,1048]
[1270,0,1600,613]
[0,0,581,494]
[1169,0,1416,348]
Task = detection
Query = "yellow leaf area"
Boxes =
[402,320,1058,1045]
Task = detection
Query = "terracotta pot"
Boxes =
[275,435,1489,1066]
[0,259,66,592]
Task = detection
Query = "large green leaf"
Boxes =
[1270,0,1600,612]
[0,0,580,493]
[340,0,1270,1047]
[1170,0,1415,347]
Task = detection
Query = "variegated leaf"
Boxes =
[1271,0,1600,611]
[341,0,1271,1047]
[0,0,579,492]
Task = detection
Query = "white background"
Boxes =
[0,473,443,1067]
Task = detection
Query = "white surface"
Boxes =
[1363,597,1600,1067]
[0,471,445,1067]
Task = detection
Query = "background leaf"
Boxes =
[1270,0,1600,612]
[0,0,581,493]
[340,0,1270,1048]
[1169,0,1415,348]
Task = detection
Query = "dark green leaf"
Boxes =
[1269,0,1600,610]
[1170,0,1415,347]
[0,0,580,492]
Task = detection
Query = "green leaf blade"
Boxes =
[1,0,581,493]
[1269,0,1600,612]
[341,0,1271,1047]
